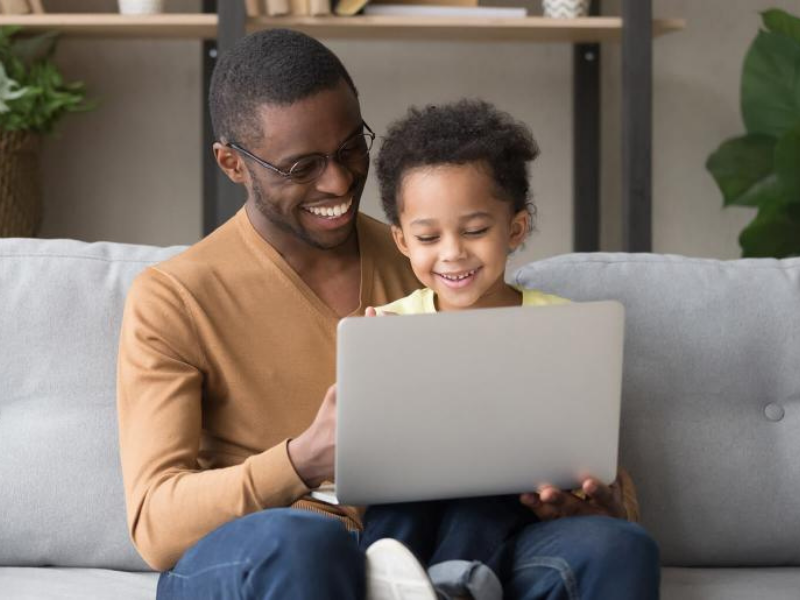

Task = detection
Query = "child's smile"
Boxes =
[391,162,529,312]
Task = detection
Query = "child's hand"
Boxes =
[519,477,626,520]
[364,307,397,317]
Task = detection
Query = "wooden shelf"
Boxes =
[0,14,218,39]
[0,13,684,43]
[249,15,685,42]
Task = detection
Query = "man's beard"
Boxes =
[250,171,358,251]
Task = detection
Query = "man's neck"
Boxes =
[245,203,361,274]
[246,203,363,316]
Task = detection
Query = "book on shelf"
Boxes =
[371,0,478,5]
[246,0,291,17]
[362,3,527,17]
[309,0,332,16]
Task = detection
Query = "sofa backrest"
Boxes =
[514,253,800,567]
[0,238,185,570]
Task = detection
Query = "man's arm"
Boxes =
[117,268,311,571]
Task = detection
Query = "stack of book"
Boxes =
[336,0,527,17]
[246,0,332,17]
[245,0,527,18]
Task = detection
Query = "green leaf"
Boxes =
[10,30,57,66]
[775,125,800,202]
[763,9,800,45]
[706,134,780,207]
[742,30,800,137]
[739,198,800,257]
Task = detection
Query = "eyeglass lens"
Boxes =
[289,132,373,183]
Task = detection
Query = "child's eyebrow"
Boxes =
[409,212,494,227]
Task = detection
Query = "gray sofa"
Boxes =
[1,237,798,600]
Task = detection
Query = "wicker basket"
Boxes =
[542,0,589,18]
[0,130,42,238]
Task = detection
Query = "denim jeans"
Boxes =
[360,496,660,600]
[157,506,660,600]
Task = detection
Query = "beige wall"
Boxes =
[38,0,795,265]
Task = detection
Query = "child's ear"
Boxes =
[509,209,531,251]
[391,225,411,258]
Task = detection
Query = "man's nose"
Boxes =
[315,158,353,196]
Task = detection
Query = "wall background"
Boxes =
[37,0,797,269]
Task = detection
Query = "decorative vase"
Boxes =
[0,130,42,238]
[118,0,164,14]
[542,0,589,18]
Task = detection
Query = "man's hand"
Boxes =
[287,384,337,489]
[520,477,627,520]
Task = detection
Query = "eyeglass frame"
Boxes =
[225,121,375,184]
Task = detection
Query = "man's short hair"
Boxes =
[209,29,358,146]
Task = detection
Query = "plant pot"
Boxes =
[118,0,164,14]
[542,0,589,18]
[0,130,42,238]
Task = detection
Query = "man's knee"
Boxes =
[241,508,359,566]
[578,517,659,567]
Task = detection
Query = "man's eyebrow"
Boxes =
[280,123,365,165]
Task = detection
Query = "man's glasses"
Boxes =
[226,122,375,185]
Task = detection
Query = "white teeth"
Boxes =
[303,199,352,218]
[440,270,476,281]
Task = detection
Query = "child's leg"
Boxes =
[360,500,445,564]
[431,495,538,572]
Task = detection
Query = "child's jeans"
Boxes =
[361,495,537,600]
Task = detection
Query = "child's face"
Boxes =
[391,162,530,312]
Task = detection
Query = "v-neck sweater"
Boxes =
[117,208,419,571]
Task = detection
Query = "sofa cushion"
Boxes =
[0,567,158,600]
[0,239,185,570]
[661,567,800,600]
[514,253,800,567]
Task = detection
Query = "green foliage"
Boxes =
[0,25,92,135]
[706,9,800,257]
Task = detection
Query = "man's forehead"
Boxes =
[251,86,362,155]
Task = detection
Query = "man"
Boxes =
[117,29,659,600]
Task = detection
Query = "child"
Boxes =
[359,99,645,600]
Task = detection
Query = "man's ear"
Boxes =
[509,209,531,251]
[391,225,411,258]
[213,142,247,184]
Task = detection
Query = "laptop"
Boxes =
[313,300,624,506]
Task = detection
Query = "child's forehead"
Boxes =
[399,168,510,224]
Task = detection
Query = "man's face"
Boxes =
[240,81,367,251]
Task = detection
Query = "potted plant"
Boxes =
[706,8,800,258]
[0,26,91,237]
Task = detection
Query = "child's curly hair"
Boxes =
[376,99,540,227]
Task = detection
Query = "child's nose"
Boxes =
[440,235,466,261]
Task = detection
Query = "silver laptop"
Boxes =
[320,300,624,506]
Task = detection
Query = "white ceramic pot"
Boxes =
[542,0,589,18]
[119,0,165,14]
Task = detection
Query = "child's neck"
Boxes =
[435,283,522,312]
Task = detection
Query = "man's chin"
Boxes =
[302,221,358,250]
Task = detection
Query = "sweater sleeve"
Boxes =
[117,268,310,571]
[617,467,641,522]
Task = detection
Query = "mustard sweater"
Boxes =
[117,208,419,570]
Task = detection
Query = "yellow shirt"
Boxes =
[117,208,419,570]
[377,286,569,314]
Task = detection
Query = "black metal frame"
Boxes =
[202,0,653,252]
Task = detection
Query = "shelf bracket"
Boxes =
[622,0,653,252]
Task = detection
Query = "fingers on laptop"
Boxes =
[519,479,625,520]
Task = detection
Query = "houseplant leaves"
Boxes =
[707,8,800,257]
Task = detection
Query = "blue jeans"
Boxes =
[157,507,660,600]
